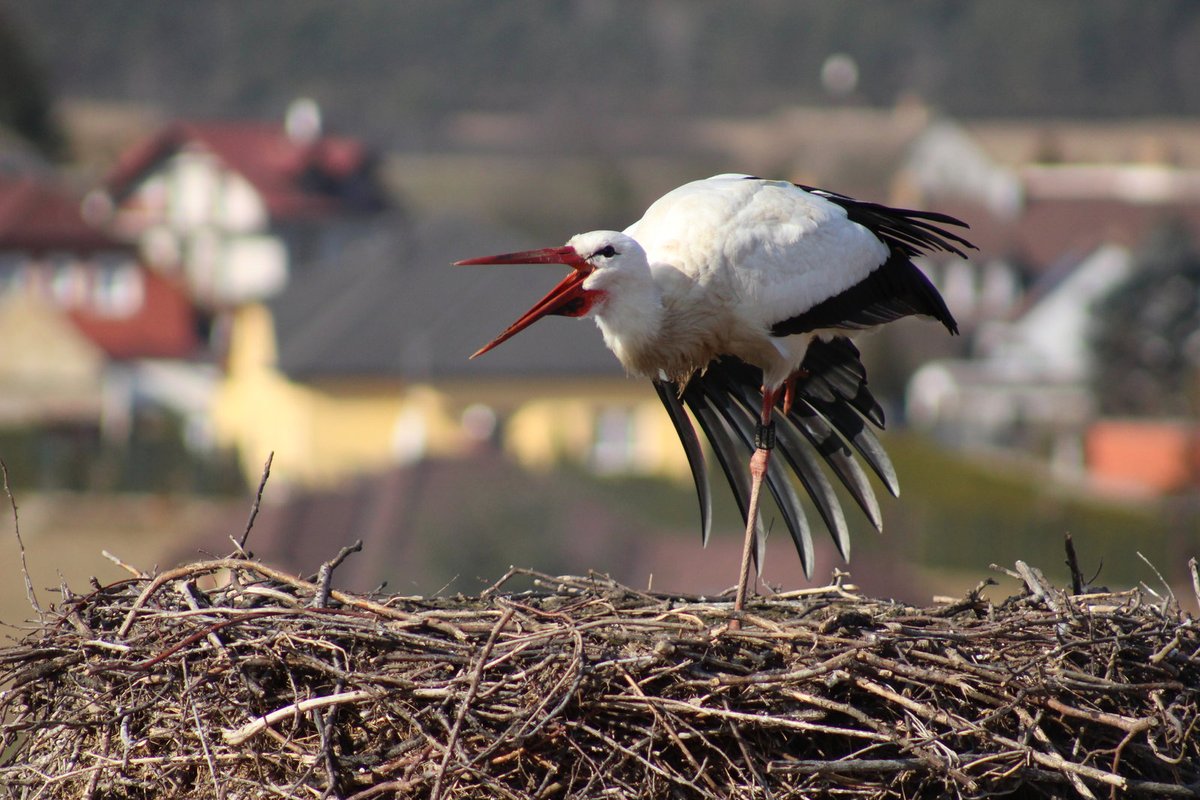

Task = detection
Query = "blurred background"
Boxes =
[0,1,1197,622]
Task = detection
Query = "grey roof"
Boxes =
[270,213,623,380]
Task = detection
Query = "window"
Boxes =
[591,407,637,474]
[50,253,88,308]
[0,253,24,294]
[93,262,144,317]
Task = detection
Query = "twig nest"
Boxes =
[2,559,1198,798]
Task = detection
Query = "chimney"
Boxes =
[285,97,322,145]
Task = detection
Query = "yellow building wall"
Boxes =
[212,304,315,484]
[214,305,694,488]
[0,296,106,424]
[215,305,480,486]
[490,386,691,481]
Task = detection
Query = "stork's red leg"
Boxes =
[731,386,779,627]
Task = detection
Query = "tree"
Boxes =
[1091,222,1200,417]
[0,11,65,159]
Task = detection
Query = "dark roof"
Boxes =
[182,451,924,600]
[928,196,1200,271]
[271,213,623,380]
[1016,197,1200,267]
[107,121,385,220]
[184,453,654,595]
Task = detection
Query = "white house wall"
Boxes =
[987,245,1131,380]
[217,172,268,231]
[220,236,288,303]
[904,120,1023,216]
[172,152,221,229]
[126,149,287,306]
[907,245,1131,465]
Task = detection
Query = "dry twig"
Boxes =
[234,450,273,554]
[1,459,41,619]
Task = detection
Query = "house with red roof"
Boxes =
[0,172,205,462]
[0,173,199,361]
[900,119,1200,494]
[98,101,387,309]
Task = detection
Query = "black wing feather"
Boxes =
[709,367,849,565]
[805,394,899,498]
[794,336,886,426]
[692,374,814,575]
[652,379,712,546]
[657,335,892,574]
[788,399,881,536]
[771,251,958,337]
[679,380,771,569]
[795,184,976,259]
[679,381,757,539]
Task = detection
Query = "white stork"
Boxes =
[457,174,972,616]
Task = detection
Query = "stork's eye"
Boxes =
[594,244,618,259]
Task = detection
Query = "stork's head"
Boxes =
[456,231,651,358]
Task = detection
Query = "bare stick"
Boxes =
[1189,557,1200,611]
[1,460,41,617]
[235,451,273,553]
[1064,531,1084,595]
[102,550,147,579]
[222,690,374,746]
[1016,560,1063,614]
[182,658,222,796]
[118,557,422,638]
[1137,551,1175,607]
[311,540,363,608]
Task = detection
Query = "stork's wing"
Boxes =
[628,175,971,340]
[651,336,893,577]
[771,186,973,337]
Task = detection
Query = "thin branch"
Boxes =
[1190,557,1200,611]
[234,451,273,553]
[102,550,148,579]
[1,459,41,618]
[1064,531,1084,595]
[311,540,363,609]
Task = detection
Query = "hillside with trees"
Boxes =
[5,0,1200,151]
[1092,223,1200,417]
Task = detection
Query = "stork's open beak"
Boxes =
[455,246,596,358]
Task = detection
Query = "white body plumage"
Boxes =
[578,174,890,388]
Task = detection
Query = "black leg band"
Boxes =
[754,421,776,451]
